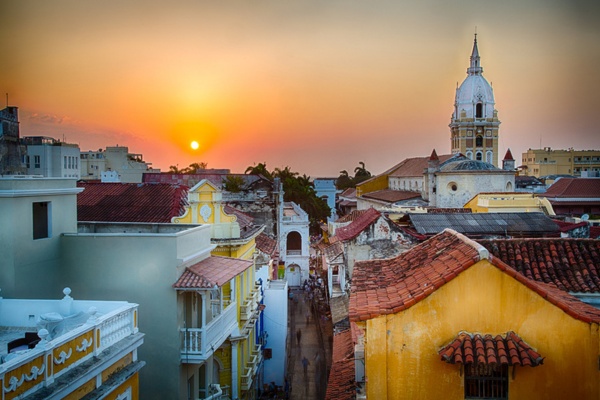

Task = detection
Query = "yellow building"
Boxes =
[349,229,600,400]
[464,192,555,215]
[172,179,263,260]
[521,148,600,178]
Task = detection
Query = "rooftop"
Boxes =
[173,256,253,289]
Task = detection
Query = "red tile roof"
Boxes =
[361,189,421,203]
[479,238,600,293]
[339,188,357,199]
[172,256,253,289]
[336,208,382,242]
[349,229,600,324]
[552,220,588,233]
[224,204,255,231]
[591,226,600,239]
[336,209,370,223]
[325,329,356,400]
[439,331,543,367]
[77,182,188,223]
[255,233,278,256]
[543,178,600,198]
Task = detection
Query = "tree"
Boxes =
[245,162,273,181]
[353,161,371,184]
[168,165,182,174]
[336,170,353,190]
[222,175,245,193]
[187,162,208,174]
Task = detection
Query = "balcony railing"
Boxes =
[241,345,263,392]
[286,250,302,256]
[180,303,237,362]
[240,285,260,322]
[0,297,138,400]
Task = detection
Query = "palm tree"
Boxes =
[245,162,273,181]
[187,162,208,174]
[353,161,371,184]
[336,170,353,189]
[168,165,182,174]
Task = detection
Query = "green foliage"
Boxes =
[246,163,331,234]
[222,175,245,193]
[167,162,208,174]
[336,162,372,189]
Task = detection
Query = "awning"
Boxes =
[439,331,544,367]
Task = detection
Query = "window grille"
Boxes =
[465,363,508,399]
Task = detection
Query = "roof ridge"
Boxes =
[442,228,489,260]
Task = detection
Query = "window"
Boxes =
[448,182,458,192]
[25,155,30,169]
[476,103,483,118]
[465,363,508,399]
[286,231,302,255]
[486,151,493,164]
[476,152,483,161]
[64,156,67,169]
[475,135,483,147]
[33,202,50,240]
[34,155,41,168]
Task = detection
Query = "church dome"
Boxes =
[439,159,499,172]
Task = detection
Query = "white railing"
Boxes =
[240,287,259,321]
[0,302,139,399]
[241,345,263,392]
[286,250,302,256]
[181,303,237,360]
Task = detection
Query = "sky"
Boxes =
[2,0,599,177]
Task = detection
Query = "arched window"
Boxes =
[286,231,302,255]
[506,181,513,191]
[486,151,493,164]
[476,135,483,147]
[466,151,473,160]
[476,103,483,118]
[476,152,483,161]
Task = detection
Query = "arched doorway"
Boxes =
[286,263,302,287]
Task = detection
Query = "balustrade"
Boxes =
[180,303,237,360]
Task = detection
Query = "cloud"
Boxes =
[27,112,75,125]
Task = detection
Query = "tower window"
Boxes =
[476,152,483,161]
[476,135,483,147]
[476,103,483,118]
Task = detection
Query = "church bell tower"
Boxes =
[450,34,500,166]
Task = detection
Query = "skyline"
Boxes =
[2,1,600,177]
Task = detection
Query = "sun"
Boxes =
[190,141,199,150]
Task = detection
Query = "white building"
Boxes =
[278,202,310,287]
[314,178,337,220]
[22,136,81,178]
[0,288,144,399]
[80,145,159,183]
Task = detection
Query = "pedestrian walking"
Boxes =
[296,328,302,345]
[305,311,310,325]
[301,356,310,375]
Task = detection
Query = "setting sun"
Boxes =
[190,141,199,150]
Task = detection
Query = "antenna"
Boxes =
[5,93,7,108]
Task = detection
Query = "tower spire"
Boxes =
[467,33,483,76]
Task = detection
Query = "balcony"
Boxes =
[180,302,238,363]
[241,345,263,392]
[240,284,260,322]
[0,288,140,400]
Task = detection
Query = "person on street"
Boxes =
[296,328,302,345]
[301,356,310,375]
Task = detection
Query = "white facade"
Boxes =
[261,280,288,386]
[80,145,159,183]
[22,136,80,178]
[278,202,310,287]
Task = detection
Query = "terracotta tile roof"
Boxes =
[503,148,514,161]
[591,226,600,239]
[336,209,369,223]
[388,154,454,178]
[361,189,421,203]
[223,204,255,230]
[543,178,600,198]
[349,229,481,321]
[325,329,356,400]
[173,256,253,289]
[439,331,543,366]
[255,233,278,256]
[77,182,188,223]
[336,208,382,242]
[349,229,600,324]
[339,188,356,199]
[478,238,600,293]
[324,241,344,264]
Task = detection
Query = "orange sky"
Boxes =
[2,0,599,177]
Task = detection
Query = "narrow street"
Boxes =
[286,288,332,400]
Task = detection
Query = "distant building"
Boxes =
[22,136,81,178]
[314,177,337,220]
[464,192,555,215]
[0,106,27,175]
[80,145,159,182]
[450,34,500,167]
[521,147,600,178]
[540,177,600,217]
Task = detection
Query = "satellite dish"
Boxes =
[582,214,589,221]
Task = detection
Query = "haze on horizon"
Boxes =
[2,0,599,177]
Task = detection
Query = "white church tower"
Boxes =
[450,34,500,167]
